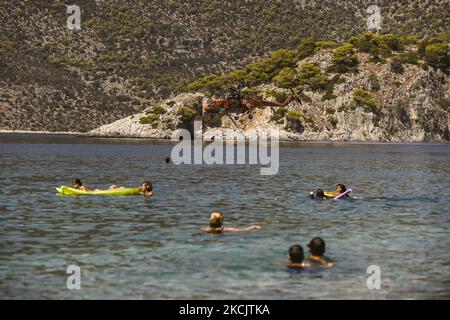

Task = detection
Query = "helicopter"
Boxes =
[202,88,302,128]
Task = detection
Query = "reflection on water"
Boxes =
[0,134,449,299]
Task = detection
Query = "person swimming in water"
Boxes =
[310,188,326,199]
[201,212,261,233]
[109,180,154,197]
[139,180,154,197]
[72,179,88,191]
[306,237,333,268]
[325,184,349,198]
[287,244,307,269]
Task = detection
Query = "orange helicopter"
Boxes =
[202,88,302,124]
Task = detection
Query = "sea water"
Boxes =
[0,133,449,299]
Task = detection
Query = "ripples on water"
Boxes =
[0,134,449,299]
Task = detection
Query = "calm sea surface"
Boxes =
[0,133,449,299]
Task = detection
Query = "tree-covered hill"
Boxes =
[0,0,448,131]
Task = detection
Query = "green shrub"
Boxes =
[242,87,259,95]
[50,1,65,9]
[398,51,419,65]
[284,110,317,130]
[418,36,447,56]
[177,106,197,121]
[425,43,449,70]
[147,105,166,114]
[285,111,302,122]
[350,33,375,52]
[266,90,288,104]
[399,35,418,46]
[437,97,450,111]
[329,43,358,73]
[321,88,336,101]
[378,34,403,51]
[0,36,14,51]
[245,49,297,83]
[350,33,384,60]
[188,48,297,92]
[139,114,159,125]
[297,38,317,59]
[298,63,329,91]
[316,41,338,49]
[298,63,321,79]
[270,107,287,122]
[352,89,379,113]
[349,33,401,61]
[273,67,298,88]
[187,74,225,94]
[325,107,336,114]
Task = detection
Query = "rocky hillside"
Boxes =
[91,31,450,142]
[0,0,449,132]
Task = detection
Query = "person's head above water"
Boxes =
[209,211,224,228]
[315,189,325,198]
[72,179,83,189]
[288,245,305,263]
[336,184,346,194]
[140,180,153,192]
[308,237,326,257]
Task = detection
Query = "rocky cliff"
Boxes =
[90,36,450,142]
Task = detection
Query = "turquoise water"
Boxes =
[0,134,449,299]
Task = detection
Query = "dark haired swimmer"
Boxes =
[310,189,326,199]
[72,179,88,191]
[109,180,154,197]
[287,245,307,269]
[201,212,261,233]
[325,184,349,198]
[306,237,333,268]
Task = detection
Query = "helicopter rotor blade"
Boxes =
[290,88,302,105]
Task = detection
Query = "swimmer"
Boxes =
[287,245,307,269]
[306,237,333,268]
[201,212,261,234]
[72,179,88,191]
[325,184,349,198]
[310,188,326,199]
[139,180,154,197]
[109,180,155,197]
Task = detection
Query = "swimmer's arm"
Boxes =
[321,258,334,268]
[201,227,211,232]
[223,226,261,232]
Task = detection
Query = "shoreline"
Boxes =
[0,130,449,145]
[0,130,84,135]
